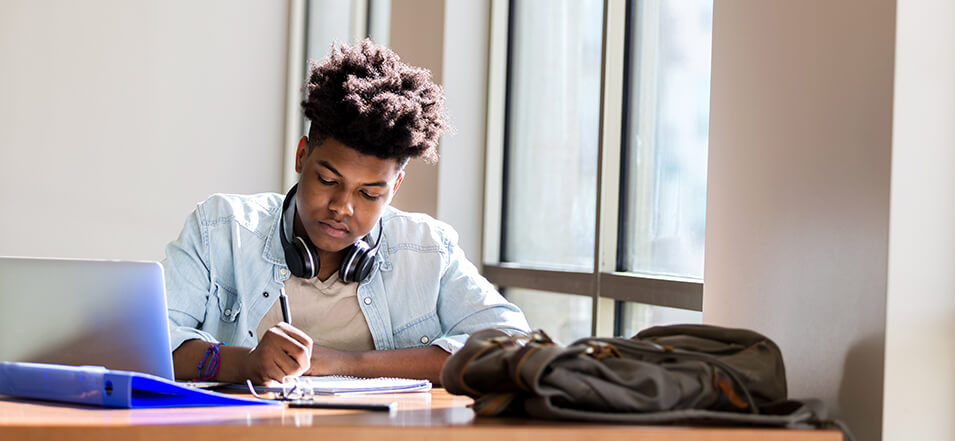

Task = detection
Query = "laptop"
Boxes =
[0,256,175,380]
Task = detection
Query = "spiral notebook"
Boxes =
[247,375,432,396]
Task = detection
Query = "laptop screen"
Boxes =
[0,257,175,380]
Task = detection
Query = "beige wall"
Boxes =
[388,0,444,218]
[0,0,288,261]
[703,1,896,440]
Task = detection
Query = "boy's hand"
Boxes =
[243,322,313,384]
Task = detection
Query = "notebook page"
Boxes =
[301,375,432,394]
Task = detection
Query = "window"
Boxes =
[483,0,713,337]
[506,288,592,345]
[621,0,712,279]
[503,0,602,272]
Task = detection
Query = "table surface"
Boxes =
[0,388,841,441]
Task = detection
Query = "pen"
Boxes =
[279,287,291,325]
[286,400,396,411]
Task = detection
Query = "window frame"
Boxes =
[482,0,703,337]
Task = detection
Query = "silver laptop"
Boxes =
[0,256,175,380]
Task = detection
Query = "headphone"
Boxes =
[279,183,382,283]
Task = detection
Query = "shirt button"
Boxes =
[248,330,254,337]
[363,297,372,305]
[420,336,430,344]
[224,308,232,316]
[263,292,269,298]
[280,268,288,276]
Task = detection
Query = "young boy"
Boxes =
[163,40,529,385]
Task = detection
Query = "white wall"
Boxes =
[0,1,289,262]
[883,0,955,439]
[703,2,896,440]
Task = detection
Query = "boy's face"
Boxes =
[294,136,404,255]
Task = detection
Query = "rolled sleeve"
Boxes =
[430,335,468,354]
[434,232,530,353]
[168,322,218,351]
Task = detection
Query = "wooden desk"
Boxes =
[0,389,840,441]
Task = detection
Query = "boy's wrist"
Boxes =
[308,344,356,376]
[216,345,252,383]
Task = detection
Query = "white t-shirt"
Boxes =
[255,275,376,352]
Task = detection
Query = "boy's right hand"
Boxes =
[243,322,313,384]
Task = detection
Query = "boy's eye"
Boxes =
[318,176,335,185]
[361,191,381,201]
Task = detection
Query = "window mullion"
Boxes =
[351,0,369,42]
[483,264,593,296]
[599,272,703,311]
[592,0,628,336]
[282,0,308,191]
[482,0,509,267]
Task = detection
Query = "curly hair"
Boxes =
[302,39,447,165]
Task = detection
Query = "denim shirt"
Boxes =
[163,193,529,354]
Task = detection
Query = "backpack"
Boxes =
[440,324,853,440]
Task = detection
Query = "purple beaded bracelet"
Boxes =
[192,342,226,382]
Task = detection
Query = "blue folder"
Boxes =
[0,361,278,408]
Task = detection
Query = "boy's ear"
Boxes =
[294,136,308,173]
[386,171,405,204]
[392,171,405,194]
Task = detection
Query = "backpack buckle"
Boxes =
[585,341,621,359]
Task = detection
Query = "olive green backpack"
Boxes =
[441,324,853,440]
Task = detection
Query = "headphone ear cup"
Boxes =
[292,237,318,279]
[283,235,306,278]
[338,241,372,284]
[285,248,305,278]
[279,183,320,279]
[352,250,375,283]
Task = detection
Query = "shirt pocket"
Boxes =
[212,280,241,323]
[393,311,442,348]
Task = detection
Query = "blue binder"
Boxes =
[0,361,278,408]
